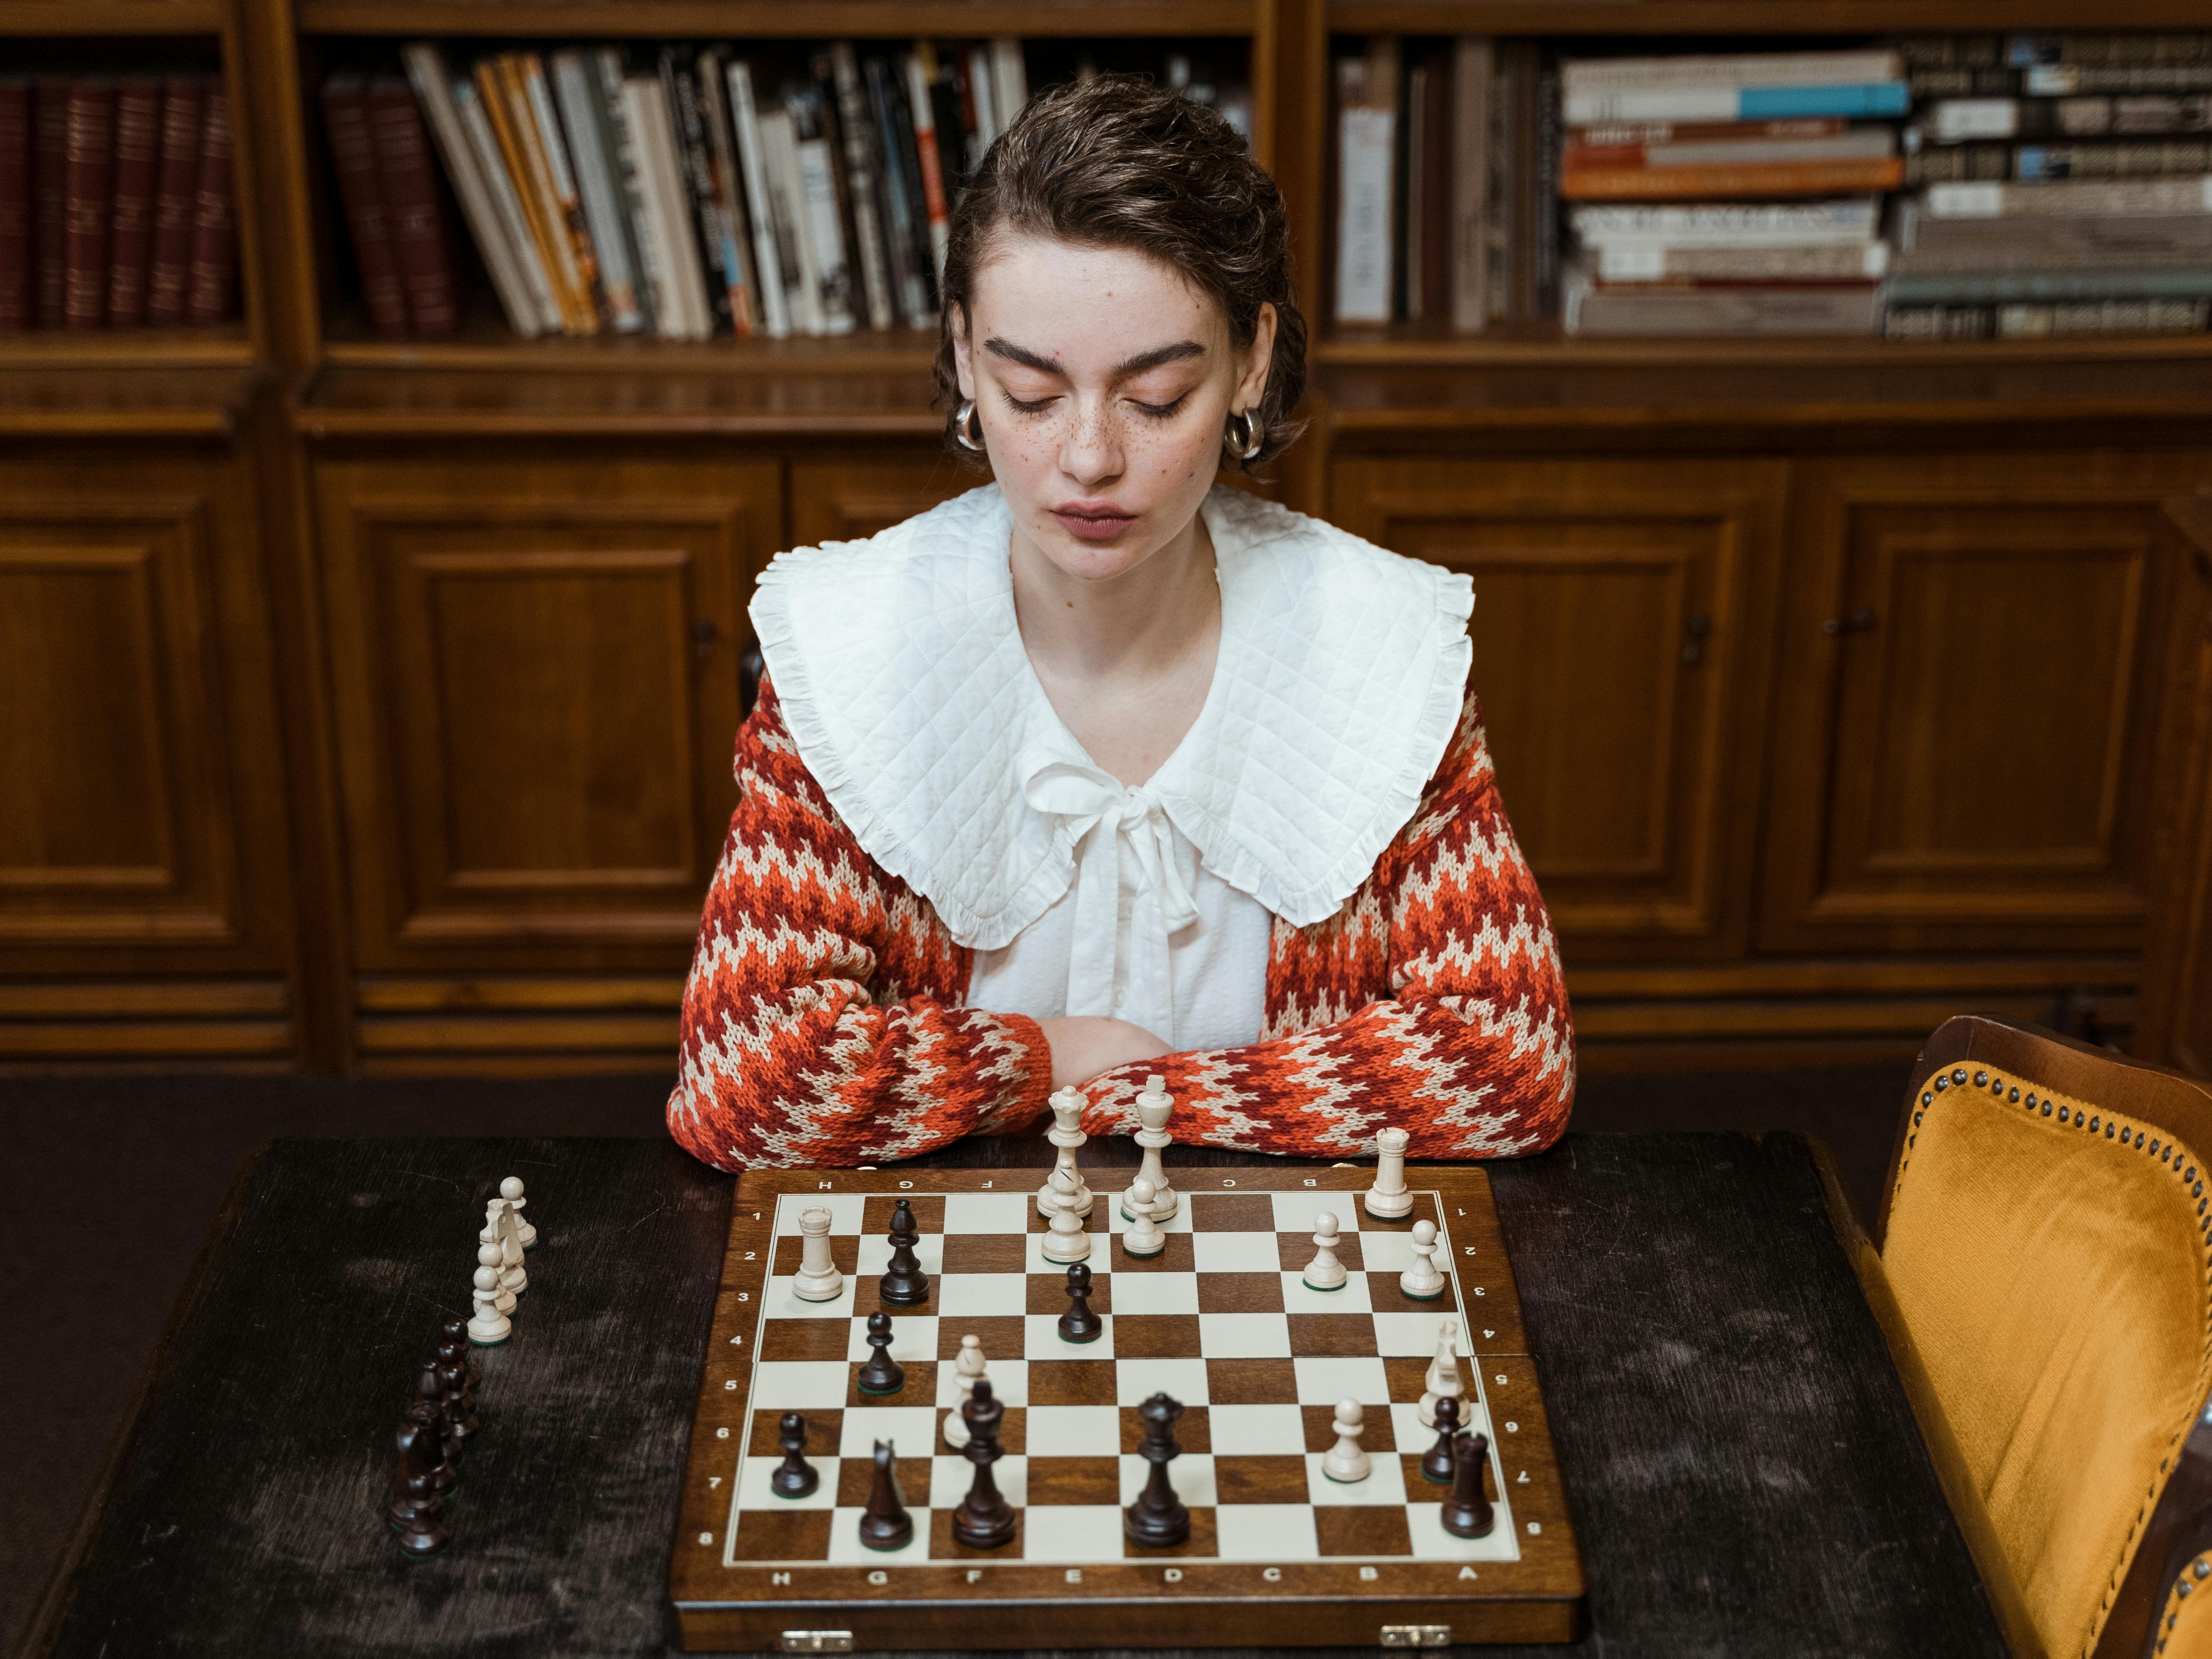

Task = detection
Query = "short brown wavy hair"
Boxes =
[933,73,1307,473]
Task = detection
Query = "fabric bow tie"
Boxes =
[1024,758,1201,1044]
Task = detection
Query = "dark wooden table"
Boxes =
[20,1132,2005,1659]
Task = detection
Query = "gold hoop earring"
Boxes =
[1226,408,1263,462]
[954,398,985,453]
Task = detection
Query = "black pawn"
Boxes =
[394,1469,449,1558]
[1421,1394,1463,1484]
[400,1374,455,1498]
[878,1198,930,1307]
[857,1439,914,1551]
[1124,1391,1190,1548]
[1441,1430,1495,1539]
[856,1310,904,1395]
[436,1340,478,1449]
[771,1412,819,1499]
[1057,1262,1103,1344]
[952,1379,1017,1549]
[439,1318,481,1391]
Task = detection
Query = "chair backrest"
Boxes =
[1875,1016,2212,1659]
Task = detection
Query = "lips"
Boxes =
[1052,503,1136,542]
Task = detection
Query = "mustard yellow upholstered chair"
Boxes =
[1847,1016,2212,1659]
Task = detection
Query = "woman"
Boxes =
[667,75,1572,1171]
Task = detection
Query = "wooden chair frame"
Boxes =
[1871,1016,2212,1659]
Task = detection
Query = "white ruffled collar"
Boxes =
[748,483,1473,950]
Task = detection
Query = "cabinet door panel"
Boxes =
[788,456,978,546]
[1765,453,2207,953]
[1333,458,1786,956]
[317,458,779,967]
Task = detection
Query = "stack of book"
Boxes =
[1889,33,2212,338]
[0,74,239,333]
[1557,49,1907,336]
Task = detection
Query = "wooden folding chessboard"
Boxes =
[669,1166,1585,1650]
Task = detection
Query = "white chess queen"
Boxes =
[663,76,1573,1174]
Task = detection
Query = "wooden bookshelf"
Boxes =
[5,0,2211,1081]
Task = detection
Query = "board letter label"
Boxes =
[967,1570,982,1583]
[1459,1566,1478,1580]
[1164,1568,1183,1582]
[1359,1566,1378,1581]
[1066,1569,1082,1583]
[1262,1567,1282,1581]
[868,1570,887,1585]
[772,1572,791,1585]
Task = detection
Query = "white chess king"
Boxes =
[1123,1074,1179,1223]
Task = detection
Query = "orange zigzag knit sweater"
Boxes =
[667,676,1575,1170]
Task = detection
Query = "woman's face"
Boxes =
[952,233,1276,584]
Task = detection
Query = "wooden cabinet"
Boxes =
[2140,494,2212,1077]
[1333,456,1787,958]
[312,455,779,982]
[788,455,979,546]
[1762,452,2212,956]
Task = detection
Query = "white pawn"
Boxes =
[500,1176,537,1251]
[467,1264,510,1345]
[1121,1178,1167,1257]
[792,1206,843,1302]
[1364,1127,1413,1219]
[942,1335,987,1450]
[1041,1166,1092,1264]
[1419,1316,1464,1429]
[1037,1086,1094,1219]
[479,1240,515,1316]
[497,1204,527,1298]
[1321,1398,1370,1483]
[1399,1218,1446,1299]
[1124,1074,1178,1223]
[1303,1212,1349,1291]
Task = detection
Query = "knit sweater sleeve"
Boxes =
[1081,689,1575,1160]
[665,677,1053,1171]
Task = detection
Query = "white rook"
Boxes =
[1363,1127,1413,1219]
[792,1206,844,1302]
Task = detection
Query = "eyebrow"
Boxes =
[983,337,1207,378]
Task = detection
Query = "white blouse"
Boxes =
[748,483,1474,1049]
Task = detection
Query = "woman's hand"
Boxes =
[1037,1016,1171,1091]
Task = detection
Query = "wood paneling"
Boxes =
[1764,452,2212,954]
[1332,456,1785,957]
[313,456,778,970]
[787,455,979,546]
[2140,494,2212,1077]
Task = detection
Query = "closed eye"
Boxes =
[1131,394,1189,420]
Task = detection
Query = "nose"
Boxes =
[1057,394,1124,489]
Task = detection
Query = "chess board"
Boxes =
[670,1166,1584,1649]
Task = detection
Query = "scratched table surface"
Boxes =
[23,1132,2003,1659]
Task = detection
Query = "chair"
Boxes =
[1841,1015,2212,1659]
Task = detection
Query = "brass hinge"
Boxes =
[1379,1626,1452,1648]
[779,1634,853,1653]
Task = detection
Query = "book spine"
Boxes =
[966,46,997,152]
[1572,117,1846,147]
[1567,83,1908,126]
[1887,268,2212,302]
[830,43,894,331]
[591,49,658,336]
[1562,48,1901,96]
[144,76,202,326]
[864,56,926,330]
[757,108,819,334]
[660,48,729,334]
[1926,174,2212,216]
[184,84,235,323]
[1566,270,1879,334]
[917,43,969,215]
[619,74,691,338]
[641,74,712,337]
[788,83,854,334]
[881,52,936,320]
[1402,59,1424,322]
[479,57,584,334]
[454,78,560,334]
[105,77,160,326]
[552,51,642,333]
[0,80,29,333]
[1562,157,1906,198]
[695,49,756,336]
[403,45,537,339]
[904,51,951,289]
[1596,240,1887,281]
[33,79,68,327]
[2004,34,2212,67]
[1505,40,1536,323]
[725,60,791,339]
[1449,37,1490,334]
[367,79,457,336]
[1334,54,1394,324]
[521,53,604,328]
[322,79,409,337]
[1995,296,2209,335]
[2029,64,2212,97]
[1926,94,2212,144]
[1570,199,1882,242]
[64,80,115,329]
[989,39,1027,132]
[1575,130,1895,167]
[1533,57,1560,319]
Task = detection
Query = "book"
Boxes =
[989,39,1027,132]
[695,48,759,337]
[864,54,928,331]
[1906,137,2212,183]
[786,80,855,334]
[916,42,969,228]
[34,80,67,326]
[1924,175,2212,216]
[1562,50,1904,95]
[63,80,115,329]
[614,71,686,337]
[1567,127,1894,166]
[1923,94,2212,143]
[1887,296,2208,336]
[145,76,203,326]
[1564,265,1879,333]
[322,77,408,337]
[966,45,998,157]
[452,74,561,335]
[1565,83,1910,126]
[552,49,644,333]
[184,84,234,323]
[1486,43,1516,321]
[1532,58,1561,320]
[1449,37,1492,333]
[477,57,585,333]
[1334,43,1397,324]
[632,72,710,338]
[660,47,731,336]
[520,54,602,326]
[1574,117,1848,148]
[2026,64,2212,97]
[1887,267,2212,303]
[1561,157,1905,199]
[405,44,546,338]
[106,78,161,325]
[757,106,819,334]
[1591,240,1889,282]
[0,80,25,331]
[904,50,951,288]
[725,59,791,339]
[828,43,893,331]
[2004,34,2212,67]
[1569,197,1883,245]
[368,77,457,336]
[593,47,661,337]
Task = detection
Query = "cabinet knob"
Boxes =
[1681,612,1711,665]
[1822,607,1879,636]
[692,619,720,658]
